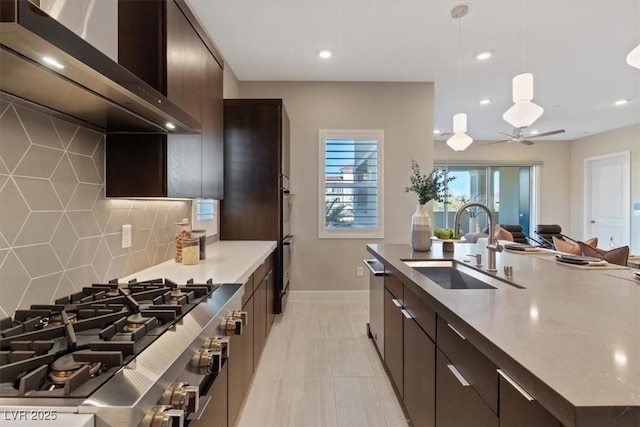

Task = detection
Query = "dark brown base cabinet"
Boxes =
[227,254,273,427]
[228,295,253,427]
[383,285,403,397]
[374,259,563,427]
[403,313,435,427]
[499,375,563,427]
[436,348,499,427]
[189,362,228,427]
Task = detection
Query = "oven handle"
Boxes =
[283,235,293,245]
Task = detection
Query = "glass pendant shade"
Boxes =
[503,73,544,128]
[627,44,640,69]
[447,113,473,151]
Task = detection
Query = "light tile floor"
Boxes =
[238,298,409,427]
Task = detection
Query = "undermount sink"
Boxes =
[403,260,524,290]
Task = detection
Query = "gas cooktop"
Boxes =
[0,278,218,398]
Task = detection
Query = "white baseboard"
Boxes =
[287,290,368,301]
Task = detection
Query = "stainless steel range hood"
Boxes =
[0,0,200,134]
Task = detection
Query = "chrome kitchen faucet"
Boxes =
[454,202,503,273]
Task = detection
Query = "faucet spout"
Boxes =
[453,202,502,273]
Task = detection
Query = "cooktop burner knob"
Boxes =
[203,336,230,357]
[191,348,221,375]
[161,382,200,414]
[231,309,248,326]
[141,405,184,427]
[221,316,243,336]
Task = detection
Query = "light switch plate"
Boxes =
[122,224,132,248]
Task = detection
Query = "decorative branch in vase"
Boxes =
[405,160,455,251]
[460,194,485,233]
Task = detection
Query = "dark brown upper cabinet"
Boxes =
[106,0,223,199]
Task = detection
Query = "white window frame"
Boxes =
[318,129,384,239]
[191,199,218,237]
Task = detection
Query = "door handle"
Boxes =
[447,364,470,387]
[497,369,534,401]
[447,323,466,340]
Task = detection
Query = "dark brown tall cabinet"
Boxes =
[221,99,291,314]
[106,0,224,199]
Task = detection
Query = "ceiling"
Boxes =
[187,0,640,141]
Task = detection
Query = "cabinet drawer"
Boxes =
[499,371,562,427]
[403,284,436,341]
[254,258,267,284]
[241,275,254,308]
[384,272,403,300]
[266,252,274,272]
[436,348,498,427]
[437,315,498,414]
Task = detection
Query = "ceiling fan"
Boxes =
[486,128,565,145]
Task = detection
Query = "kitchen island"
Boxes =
[368,242,639,427]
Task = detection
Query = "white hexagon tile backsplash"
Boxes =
[0,101,189,318]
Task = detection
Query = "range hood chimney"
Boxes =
[0,0,200,134]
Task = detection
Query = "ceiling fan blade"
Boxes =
[484,140,510,145]
[529,129,566,138]
[520,140,535,145]
[498,132,515,138]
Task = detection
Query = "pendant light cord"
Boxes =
[521,0,525,72]
[458,10,462,103]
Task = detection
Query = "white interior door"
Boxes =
[584,151,631,247]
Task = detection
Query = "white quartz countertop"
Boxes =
[122,240,277,285]
[368,243,640,427]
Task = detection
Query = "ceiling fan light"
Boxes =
[503,101,544,128]
[512,73,534,102]
[447,132,473,151]
[627,44,640,69]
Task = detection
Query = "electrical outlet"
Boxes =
[356,266,364,277]
[122,224,132,248]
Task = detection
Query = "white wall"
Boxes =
[433,139,573,234]
[223,65,240,98]
[569,124,640,253]
[239,82,434,291]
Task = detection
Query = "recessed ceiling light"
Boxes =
[42,56,64,69]
[433,129,441,135]
[318,50,332,59]
[614,99,629,106]
[165,122,176,130]
[475,51,492,60]
[530,130,539,135]
[479,99,491,105]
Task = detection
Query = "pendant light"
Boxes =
[503,1,543,129]
[447,4,473,151]
[628,44,640,69]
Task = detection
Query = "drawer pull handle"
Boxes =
[447,323,466,340]
[447,364,470,387]
[392,299,402,307]
[497,369,534,401]
[400,309,412,319]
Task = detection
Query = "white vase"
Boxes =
[411,203,433,252]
